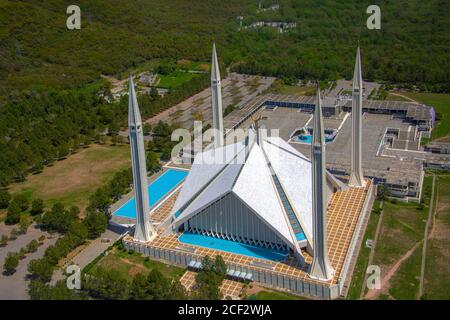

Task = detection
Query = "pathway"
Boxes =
[419,174,436,298]
[359,201,384,299]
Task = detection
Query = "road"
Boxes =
[0,223,57,299]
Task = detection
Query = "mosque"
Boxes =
[121,45,375,299]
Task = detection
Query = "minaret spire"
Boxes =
[211,43,224,148]
[309,86,334,281]
[128,76,156,242]
[349,46,365,187]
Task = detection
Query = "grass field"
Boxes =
[158,71,199,89]
[8,144,131,213]
[248,290,304,300]
[273,85,316,96]
[89,246,185,280]
[422,174,450,299]
[401,92,450,142]
[346,200,382,300]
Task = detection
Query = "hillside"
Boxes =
[1,0,449,95]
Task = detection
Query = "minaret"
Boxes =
[211,43,224,148]
[128,76,156,242]
[309,86,334,281]
[349,47,365,187]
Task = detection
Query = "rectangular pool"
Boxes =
[113,169,188,219]
[179,232,288,262]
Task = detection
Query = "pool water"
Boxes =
[113,169,188,219]
[179,232,288,262]
[297,134,334,144]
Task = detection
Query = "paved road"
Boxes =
[0,223,58,300]
[51,228,123,284]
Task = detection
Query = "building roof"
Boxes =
[171,129,338,251]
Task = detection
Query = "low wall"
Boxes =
[123,240,340,300]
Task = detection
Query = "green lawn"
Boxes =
[273,85,316,96]
[248,290,305,300]
[89,246,185,281]
[422,174,450,299]
[402,92,450,141]
[346,200,382,299]
[158,71,199,89]
[8,143,131,213]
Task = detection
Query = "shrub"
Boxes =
[0,234,8,247]
[27,240,39,253]
[30,199,45,216]
[0,189,11,209]
[4,252,19,275]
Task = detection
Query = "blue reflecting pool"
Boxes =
[179,232,288,262]
[113,169,188,219]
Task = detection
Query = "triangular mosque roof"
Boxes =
[171,129,339,251]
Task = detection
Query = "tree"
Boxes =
[26,240,39,253]
[28,259,54,282]
[29,279,85,300]
[0,189,11,209]
[6,201,21,225]
[146,150,162,173]
[193,255,227,300]
[168,280,188,300]
[30,199,44,216]
[83,268,129,300]
[19,215,31,234]
[12,194,30,212]
[129,273,150,300]
[84,211,108,239]
[0,234,8,247]
[377,184,391,201]
[4,252,19,275]
[146,269,171,300]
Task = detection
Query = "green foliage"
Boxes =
[0,189,11,209]
[83,267,129,300]
[6,201,22,225]
[3,252,19,275]
[28,259,54,283]
[193,255,227,300]
[84,211,108,239]
[0,234,8,247]
[377,184,391,201]
[18,215,31,234]
[41,203,79,233]
[26,239,39,253]
[127,269,187,300]
[146,150,162,174]
[30,199,45,216]
[28,280,84,300]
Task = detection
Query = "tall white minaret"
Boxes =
[128,76,156,242]
[309,86,334,281]
[349,47,365,187]
[211,43,224,148]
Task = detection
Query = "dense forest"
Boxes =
[1,0,449,95]
[0,0,449,187]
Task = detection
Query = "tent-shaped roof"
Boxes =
[171,129,340,251]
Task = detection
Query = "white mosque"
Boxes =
[124,44,373,298]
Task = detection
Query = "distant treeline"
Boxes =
[1,0,449,95]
